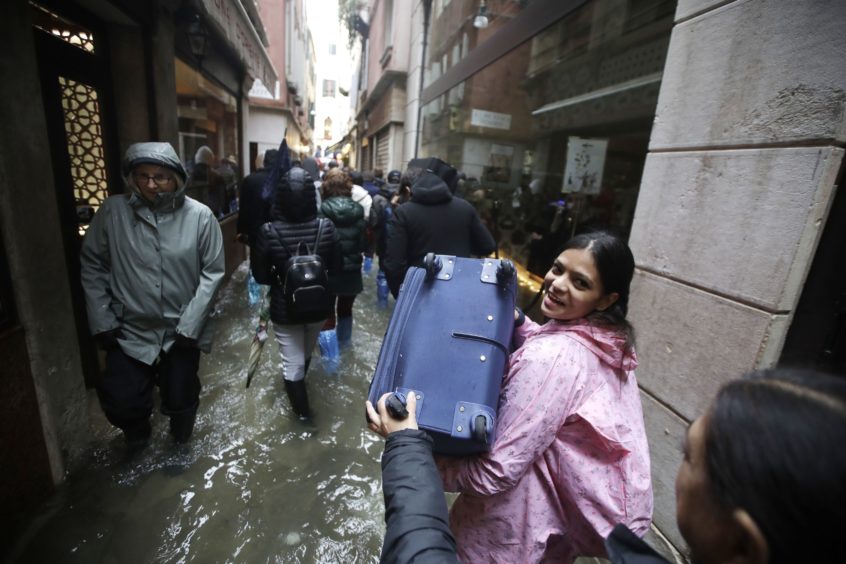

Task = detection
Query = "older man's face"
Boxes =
[132,163,176,202]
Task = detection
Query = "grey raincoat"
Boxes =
[80,142,225,365]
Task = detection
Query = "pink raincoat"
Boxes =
[437,317,653,563]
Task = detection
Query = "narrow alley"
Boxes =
[10,263,394,563]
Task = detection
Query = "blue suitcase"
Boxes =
[368,253,517,454]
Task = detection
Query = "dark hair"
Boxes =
[559,229,635,345]
[374,168,383,179]
[705,369,846,562]
[350,170,364,186]
[322,168,352,198]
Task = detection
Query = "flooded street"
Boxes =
[11,262,395,563]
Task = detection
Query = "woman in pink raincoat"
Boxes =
[437,230,653,563]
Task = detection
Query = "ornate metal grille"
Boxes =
[58,76,109,235]
[30,2,96,53]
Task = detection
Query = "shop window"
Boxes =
[174,58,240,218]
[419,0,676,282]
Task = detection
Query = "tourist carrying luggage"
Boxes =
[436,229,652,562]
[251,166,338,418]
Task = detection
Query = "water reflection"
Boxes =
[13,262,393,563]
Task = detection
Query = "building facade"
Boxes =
[352,0,413,173]
[0,0,276,553]
[248,0,315,167]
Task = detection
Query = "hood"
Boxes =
[122,142,188,210]
[194,145,215,165]
[302,157,321,180]
[551,320,638,372]
[273,166,317,222]
[410,171,452,205]
[322,196,363,226]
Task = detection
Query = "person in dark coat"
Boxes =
[320,168,366,348]
[383,167,496,298]
[236,148,278,246]
[251,166,338,418]
[366,393,459,564]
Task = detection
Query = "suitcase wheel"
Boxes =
[423,252,443,280]
[496,260,515,286]
[472,414,489,445]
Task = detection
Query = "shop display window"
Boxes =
[419,0,676,282]
[175,57,240,219]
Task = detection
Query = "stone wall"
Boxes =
[628,0,846,555]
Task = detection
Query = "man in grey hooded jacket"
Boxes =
[80,142,225,446]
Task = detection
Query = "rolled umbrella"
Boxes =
[246,294,271,388]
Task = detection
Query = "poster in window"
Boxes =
[562,137,607,195]
[482,143,514,184]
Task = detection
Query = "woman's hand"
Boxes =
[366,392,418,438]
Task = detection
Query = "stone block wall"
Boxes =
[627,0,846,555]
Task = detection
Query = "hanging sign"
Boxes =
[562,137,608,194]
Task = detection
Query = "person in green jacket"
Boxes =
[320,168,366,350]
[80,142,225,447]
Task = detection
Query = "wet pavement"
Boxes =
[11,262,396,563]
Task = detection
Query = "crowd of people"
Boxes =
[79,140,845,562]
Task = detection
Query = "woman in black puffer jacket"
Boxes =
[251,166,339,418]
[320,168,366,349]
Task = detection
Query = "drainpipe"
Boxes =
[413,0,432,158]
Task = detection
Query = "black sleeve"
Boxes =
[469,208,496,257]
[604,524,671,564]
[380,430,459,564]
[383,207,408,298]
[250,223,275,285]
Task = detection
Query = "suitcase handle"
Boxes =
[423,252,442,280]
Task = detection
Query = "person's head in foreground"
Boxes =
[676,367,845,563]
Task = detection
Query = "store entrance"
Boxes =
[32,2,120,387]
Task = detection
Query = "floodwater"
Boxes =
[11,262,396,563]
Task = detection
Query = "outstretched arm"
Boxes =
[367,394,459,563]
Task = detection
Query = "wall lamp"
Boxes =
[187,14,209,66]
[473,1,489,29]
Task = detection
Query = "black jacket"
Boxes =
[604,524,670,563]
[380,430,459,564]
[384,172,496,296]
[236,166,272,245]
[251,167,339,324]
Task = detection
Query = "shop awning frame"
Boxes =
[192,0,278,91]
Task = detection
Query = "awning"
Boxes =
[194,0,278,91]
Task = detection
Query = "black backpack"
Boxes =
[274,219,330,322]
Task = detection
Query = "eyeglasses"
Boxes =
[133,173,174,186]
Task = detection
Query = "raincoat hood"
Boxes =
[552,319,638,372]
[410,171,452,205]
[122,142,189,210]
[273,166,317,222]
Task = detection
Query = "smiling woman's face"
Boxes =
[541,247,618,321]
